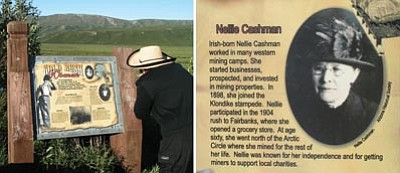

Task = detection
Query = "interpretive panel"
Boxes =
[33,56,124,139]
[196,0,400,173]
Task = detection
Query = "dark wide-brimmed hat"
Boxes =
[300,14,375,70]
[43,74,51,81]
[127,45,176,69]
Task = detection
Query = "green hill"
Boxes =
[38,14,193,46]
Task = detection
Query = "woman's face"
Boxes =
[102,88,108,97]
[311,62,360,108]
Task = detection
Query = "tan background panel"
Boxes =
[196,0,400,172]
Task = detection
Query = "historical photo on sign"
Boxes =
[85,65,94,79]
[36,74,57,128]
[70,106,91,125]
[33,56,123,139]
[286,8,383,145]
[99,84,111,101]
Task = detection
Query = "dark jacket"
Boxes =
[134,63,193,137]
[294,91,378,145]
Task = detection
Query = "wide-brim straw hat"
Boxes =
[127,45,176,69]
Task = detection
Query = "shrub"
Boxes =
[35,137,119,173]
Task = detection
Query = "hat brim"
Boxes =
[127,49,176,69]
[308,57,375,70]
[129,57,176,69]
[298,53,375,70]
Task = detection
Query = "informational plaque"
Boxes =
[196,0,400,173]
[33,56,124,139]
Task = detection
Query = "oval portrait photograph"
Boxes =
[285,8,383,145]
[85,65,94,79]
[99,84,111,101]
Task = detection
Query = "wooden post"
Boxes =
[6,21,34,163]
[110,48,142,172]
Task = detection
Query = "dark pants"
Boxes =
[158,127,193,173]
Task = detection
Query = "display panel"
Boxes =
[33,56,124,140]
[196,0,400,172]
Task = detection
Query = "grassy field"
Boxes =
[40,43,193,72]
[41,27,193,46]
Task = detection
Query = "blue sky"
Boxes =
[32,0,193,20]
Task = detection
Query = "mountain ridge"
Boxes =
[39,14,192,28]
[38,14,193,46]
